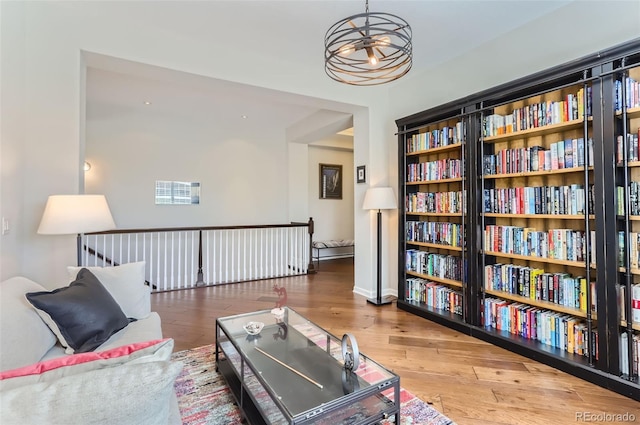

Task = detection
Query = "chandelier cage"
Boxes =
[324,3,412,86]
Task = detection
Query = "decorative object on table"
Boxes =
[341,333,360,371]
[319,163,343,199]
[356,165,366,184]
[270,308,285,320]
[254,347,323,389]
[37,194,116,266]
[363,187,398,306]
[271,284,287,320]
[242,321,264,336]
[272,322,288,341]
[324,0,412,86]
[341,333,360,394]
[272,284,287,309]
[341,369,360,395]
[171,344,456,425]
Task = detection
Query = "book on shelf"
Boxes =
[619,332,639,376]
[616,130,640,164]
[634,284,640,324]
[405,277,463,316]
[483,184,590,216]
[482,88,591,137]
[615,76,640,112]
[482,297,598,358]
[407,122,465,153]
[557,141,565,169]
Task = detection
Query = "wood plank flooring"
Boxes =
[152,259,640,424]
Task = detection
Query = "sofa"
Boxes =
[0,262,182,424]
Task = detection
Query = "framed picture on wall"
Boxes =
[356,165,366,184]
[319,163,342,199]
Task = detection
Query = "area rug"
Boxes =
[172,344,455,425]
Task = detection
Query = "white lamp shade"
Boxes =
[362,187,397,210]
[37,195,116,235]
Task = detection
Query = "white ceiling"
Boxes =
[85,1,574,140]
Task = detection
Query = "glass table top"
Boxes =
[217,307,398,418]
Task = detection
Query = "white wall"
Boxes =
[86,98,290,229]
[308,145,354,245]
[1,0,638,297]
[0,1,386,289]
[0,1,26,279]
[391,1,640,119]
[288,142,309,223]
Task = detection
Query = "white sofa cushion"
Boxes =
[38,313,163,363]
[0,277,57,371]
[0,360,182,425]
[68,261,150,319]
[96,312,163,352]
[0,338,174,391]
[0,338,173,392]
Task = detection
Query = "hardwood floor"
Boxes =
[152,259,640,424]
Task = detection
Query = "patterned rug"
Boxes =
[172,344,455,425]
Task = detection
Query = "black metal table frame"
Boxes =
[215,309,400,425]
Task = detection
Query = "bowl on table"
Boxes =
[243,321,264,335]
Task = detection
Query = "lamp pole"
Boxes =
[76,233,82,266]
[367,208,392,306]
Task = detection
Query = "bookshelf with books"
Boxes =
[398,107,472,329]
[395,39,640,401]
[479,77,603,374]
[612,59,640,384]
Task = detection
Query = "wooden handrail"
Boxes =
[82,218,317,288]
[86,221,310,236]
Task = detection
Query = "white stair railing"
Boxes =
[82,219,315,292]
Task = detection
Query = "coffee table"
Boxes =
[215,307,400,425]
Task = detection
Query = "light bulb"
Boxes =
[339,44,355,56]
[366,47,378,65]
[376,36,391,48]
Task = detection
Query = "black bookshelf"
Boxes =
[396,37,640,402]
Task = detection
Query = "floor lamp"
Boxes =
[362,187,397,306]
[37,195,116,266]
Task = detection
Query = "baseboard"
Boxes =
[316,254,354,262]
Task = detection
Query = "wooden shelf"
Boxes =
[406,240,463,251]
[483,213,593,220]
[484,288,593,318]
[618,161,640,168]
[620,319,640,331]
[405,211,463,217]
[483,250,587,268]
[484,166,593,179]
[407,143,462,156]
[618,266,640,275]
[407,177,463,185]
[483,119,585,143]
[405,271,463,288]
[615,106,640,119]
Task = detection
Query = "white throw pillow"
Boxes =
[0,277,57,371]
[0,360,182,425]
[67,262,150,319]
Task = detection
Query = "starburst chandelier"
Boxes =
[324,0,412,86]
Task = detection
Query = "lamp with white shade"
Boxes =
[38,194,116,266]
[362,187,397,306]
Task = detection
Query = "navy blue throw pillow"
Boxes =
[26,268,130,353]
